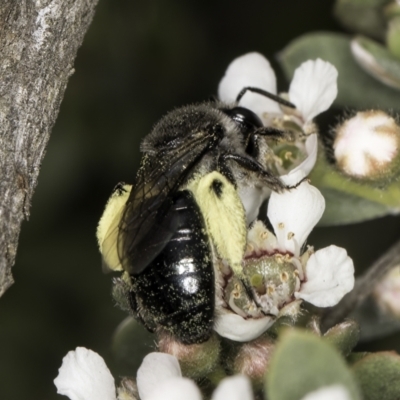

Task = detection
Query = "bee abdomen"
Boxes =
[130,190,215,344]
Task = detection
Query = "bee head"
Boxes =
[221,106,263,157]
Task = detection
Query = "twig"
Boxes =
[322,237,400,330]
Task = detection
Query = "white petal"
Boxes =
[212,375,254,400]
[238,185,271,224]
[218,52,281,116]
[268,177,325,255]
[296,245,355,307]
[284,133,318,178]
[137,353,182,400]
[289,59,338,122]
[300,385,351,400]
[54,347,116,400]
[145,377,202,400]
[214,312,274,342]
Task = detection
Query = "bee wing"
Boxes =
[118,131,217,275]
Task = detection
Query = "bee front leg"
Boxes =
[219,153,286,192]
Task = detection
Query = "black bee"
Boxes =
[98,88,295,344]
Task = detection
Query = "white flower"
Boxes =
[300,385,351,400]
[238,133,319,225]
[218,52,338,127]
[55,350,255,400]
[213,312,275,342]
[215,171,355,341]
[333,110,400,179]
[211,375,254,400]
[288,59,338,123]
[138,353,254,400]
[218,52,281,118]
[54,347,116,400]
[218,52,336,223]
[261,170,355,307]
[137,353,201,400]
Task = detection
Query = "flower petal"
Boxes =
[214,312,274,342]
[238,185,271,224]
[283,133,318,179]
[268,176,325,255]
[145,377,202,400]
[289,59,338,122]
[218,52,281,116]
[300,384,351,400]
[212,375,254,400]
[54,347,116,400]
[296,245,355,307]
[137,353,182,400]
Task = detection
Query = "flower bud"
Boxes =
[226,334,276,388]
[323,320,360,357]
[157,331,220,380]
[333,110,400,181]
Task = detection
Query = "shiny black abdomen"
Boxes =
[129,190,215,344]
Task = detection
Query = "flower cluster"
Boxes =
[54,348,351,400]
[218,52,337,223]
[212,53,354,342]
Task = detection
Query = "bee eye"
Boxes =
[221,106,263,135]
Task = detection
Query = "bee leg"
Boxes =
[216,161,237,187]
[220,153,286,192]
[255,127,295,142]
[240,277,259,303]
[239,276,274,316]
[244,128,294,159]
[129,290,156,333]
[286,176,309,190]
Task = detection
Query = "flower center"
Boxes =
[223,254,300,318]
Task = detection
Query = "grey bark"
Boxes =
[0,0,99,297]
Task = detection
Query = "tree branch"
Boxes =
[0,0,99,297]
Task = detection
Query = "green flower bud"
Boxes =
[157,331,220,380]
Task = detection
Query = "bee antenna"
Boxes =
[236,86,296,109]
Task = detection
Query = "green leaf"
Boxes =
[384,1,400,20]
[334,0,389,40]
[279,32,400,109]
[318,187,392,226]
[309,154,400,226]
[352,352,400,399]
[266,329,361,400]
[352,35,400,89]
[387,16,400,59]
[323,320,360,356]
[112,317,156,376]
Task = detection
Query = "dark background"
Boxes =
[1,1,400,399]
